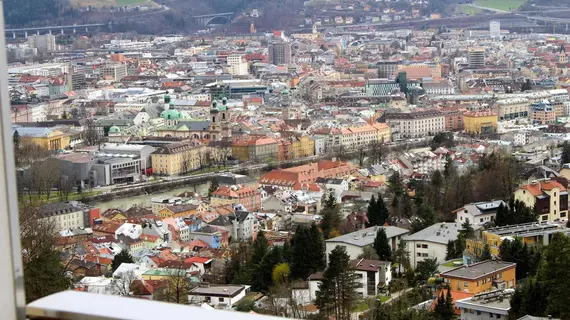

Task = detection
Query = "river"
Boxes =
[95,182,210,211]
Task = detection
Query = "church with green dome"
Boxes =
[156,97,232,141]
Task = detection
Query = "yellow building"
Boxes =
[441,260,516,294]
[158,204,198,219]
[371,123,392,143]
[463,111,498,134]
[15,127,69,151]
[292,135,315,159]
[151,141,205,176]
[514,179,567,222]
[467,221,566,258]
[232,138,250,161]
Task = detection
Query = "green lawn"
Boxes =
[456,4,482,14]
[115,0,147,5]
[474,0,526,10]
[443,259,464,267]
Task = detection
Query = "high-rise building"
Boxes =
[27,34,56,54]
[101,63,128,81]
[268,41,292,65]
[376,60,401,78]
[490,20,500,38]
[468,47,485,69]
[227,54,249,76]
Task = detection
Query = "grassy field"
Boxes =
[71,0,157,8]
[116,0,147,5]
[456,4,483,14]
[474,0,526,10]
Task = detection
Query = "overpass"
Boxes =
[192,12,234,27]
[5,23,106,38]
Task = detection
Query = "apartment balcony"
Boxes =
[27,291,284,320]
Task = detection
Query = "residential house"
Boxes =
[441,260,516,294]
[230,211,259,241]
[351,259,392,298]
[188,284,249,307]
[514,179,568,222]
[316,178,349,203]
[188,226,226,249]
[453,201,506,226]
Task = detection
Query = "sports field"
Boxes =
[474,0,526,10]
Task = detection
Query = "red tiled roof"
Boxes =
[184,256,212,264]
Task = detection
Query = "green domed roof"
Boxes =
[109,125,121,133]
[281,89,290,95]
[161,109,181,120]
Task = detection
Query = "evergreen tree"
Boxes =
[207,179,219,199]
[112,250,134,272]
[495,199,537,227]
[366,195,389,227]
[251,246,284,292]
[415,258,439,283]
[13,130,20,149]
[315,246,359,320]
[562,141,570,165]
[252,230,269,265]
[392,238,410,274]
[282,241,293,264]
[321,198,341,239]
[433,289,456,320]
[479,243,492,261]
[388,172,405,198]
[309,222,327,271]
[366,195,378,226]
[445,239,457,260]
[538,233,570,318]
[374,228,392,261]
[292,224,326,279]
[24,247,71,303]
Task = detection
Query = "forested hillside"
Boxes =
[3,0,74,27]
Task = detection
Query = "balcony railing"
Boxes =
[27,291,285,320]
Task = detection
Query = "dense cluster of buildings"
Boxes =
[9,6,570,318]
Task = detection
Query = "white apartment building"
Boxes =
[325,226,410,262]
[384,110,445,140]
[404,222,480,268]
[38,203,86,232]
[227,54,249,76]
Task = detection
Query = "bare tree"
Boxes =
[84,119,101,147]
[112,270,138,296]
[155,267,189,304]
[180,153,191,175]
[356,144,368,167]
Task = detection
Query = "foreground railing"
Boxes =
[27,291,284,320]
